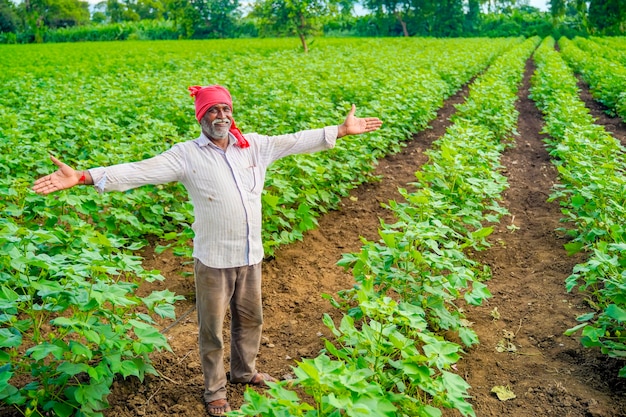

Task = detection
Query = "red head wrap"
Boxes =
[188,85,249,148]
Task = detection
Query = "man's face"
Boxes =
[201,103,233,140]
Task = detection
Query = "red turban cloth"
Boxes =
[188,85,249,148]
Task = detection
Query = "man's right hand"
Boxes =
[32,155,89,195]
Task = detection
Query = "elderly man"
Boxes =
[33,85,382,416]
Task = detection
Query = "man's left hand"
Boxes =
[338,104,383,138]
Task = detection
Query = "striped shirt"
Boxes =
[88,126,338,268]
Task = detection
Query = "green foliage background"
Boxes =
[1,0,625,44]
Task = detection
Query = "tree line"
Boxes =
[0,0,624,46]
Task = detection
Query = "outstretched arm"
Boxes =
[32,155,93,195]
[337,104,383,138]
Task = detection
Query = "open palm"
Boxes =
[32,155,80,195]
[339,104,383,137]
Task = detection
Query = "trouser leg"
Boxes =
[229,262,263,383]
[194,259,232,403]
[194,260,264,402]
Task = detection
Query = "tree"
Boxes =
[104,0,164,22]
[251,0,329,52]
[128,0,165,20]
[163,0,199,37]
[549,0,566,24]
[433,0,464,36]
[190,0,240,38]
[0,0,19,32]
[465,0,481,33]
[43,0,91,27]
[362,0,411,36]
[16,0,89,41]
[105,0,124,21]
[588,0,625,34]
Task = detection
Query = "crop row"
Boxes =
[233,37,540,417]
[558,37,626,121]
[587,36,626,66]
[0,38,521,416]
[531,37,626,377]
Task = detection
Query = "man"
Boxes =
[33,85,382,416]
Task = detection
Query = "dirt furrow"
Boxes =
[577,79,626,147]
[443,59,626,417]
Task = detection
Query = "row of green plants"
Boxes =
[232,36,540,416]
[0,38,520,416]
[585,36,626,67]
[558,36,626,120]
[0,20,182,44]
[530,37,626,377]
[589,36,626,51]
[257,37,520,255]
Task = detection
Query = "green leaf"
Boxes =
[564,322,588,336]
[576,312,596,322]
[26,342,67,361]
[464,281,491,306]
[420,405,443,417]
[471,227,493,239]
[57,361,91,377]
[604,304,626,323]
[0,376,18,401]
[570,194,586,208]
[51,401,75,417]
[262,192,280,208]
[119,359,141,378]
[564,241,584,256]
[458,327,479,347]
[129,320,168,348]
[0,328,22,348]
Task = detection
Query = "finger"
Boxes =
[33,172,57,188]
[49,154,64,168]
[33,176,47,186]
[348,104,356,118]
[366,121,382,132]
[32,179,54,194]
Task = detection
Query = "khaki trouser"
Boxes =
[194,259,263,403]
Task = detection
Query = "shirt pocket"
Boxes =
[240,164,262,194]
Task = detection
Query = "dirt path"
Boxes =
[104,57,626,416]
[441,59,626,417]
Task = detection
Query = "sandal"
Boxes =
[205,398,231,417]
[248,372,277,387]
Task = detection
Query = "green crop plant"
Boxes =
[531,37,626,377]
[1,37,523,416]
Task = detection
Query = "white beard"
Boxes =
[201,117,231,140]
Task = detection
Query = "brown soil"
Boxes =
[99,58,625,416]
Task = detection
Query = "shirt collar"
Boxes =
[196,131,236,149]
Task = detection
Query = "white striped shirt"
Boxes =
[88,126,338,268]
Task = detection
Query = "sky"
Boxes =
[528,0,549,11]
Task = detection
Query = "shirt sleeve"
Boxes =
[88,145,186,193]
[250,125,339,166]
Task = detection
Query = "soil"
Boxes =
[11,54,626,417]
